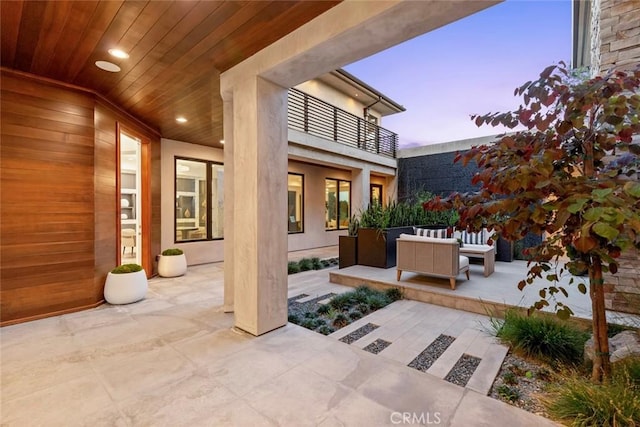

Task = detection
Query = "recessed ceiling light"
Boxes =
[219,140,225,144]
[108,49,129,59]
[95,61,121,72]
[354,93,359,97]
[176,117,188,123]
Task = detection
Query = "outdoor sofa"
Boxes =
[396,234,470,290]
[413,227,496,277]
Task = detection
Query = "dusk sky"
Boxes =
[344,0,572,148]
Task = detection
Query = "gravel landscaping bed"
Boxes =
[363,339,392,354]
[288,293,336,319]
[489,352,551,417]
[339,323,379,344]
[408,334,456,372]
[444,354,481,387]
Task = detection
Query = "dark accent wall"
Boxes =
[1,70,160,325]
[398,148,542,257]
[397,151,480,202]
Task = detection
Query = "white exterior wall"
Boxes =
[295,79,383,123]
[287,161,350,252]
[160,136,391,263]
[160,138,224,265]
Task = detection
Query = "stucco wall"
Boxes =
[295,79,383,123]
[161,139,387,262]
[161,139,225,265]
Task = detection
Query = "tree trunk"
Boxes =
[589,255,611,382]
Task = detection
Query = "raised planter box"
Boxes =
[357,226,415,269]
[339,235,358,269]
[496,237,514,262]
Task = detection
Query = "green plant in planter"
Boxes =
[161,248,184,256]
[111,263,143,274]
[348,215,359,236]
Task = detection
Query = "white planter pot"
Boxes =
[157,254,187,277]
[104,269,148,305]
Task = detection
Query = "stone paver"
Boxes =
[1,259,557,426]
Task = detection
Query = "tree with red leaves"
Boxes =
[425,63,640,382]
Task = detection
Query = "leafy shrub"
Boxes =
[503,371,518,385]
[357,303,371,315]
[300,318,319,329]
[358,199,458,229]
[348,310,363,321]
[333,313,349,328]
[161,248,184,256]
[303,311,318,319]
[317,325,335,335]
[111,264,142,274]
[329,293,354,311]
[316,304,330,315]
[288,314,300,324]
[497,385,520,402]
[298,258,313,271]
[314,318,327,328]
[385,288,403,302]
[366,293,391,310]
[544,362,640,426]
[311,257,322,270]
[492,310,589,365]
[288,261,300,274]
[353,285,376,303]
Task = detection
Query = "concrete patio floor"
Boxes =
[0,257,563,427]
[331,258,639,327]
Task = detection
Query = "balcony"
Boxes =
[287,88,398,159]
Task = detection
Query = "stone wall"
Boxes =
[592,0,640,74]
[593,0,640,314]
[604,249,640,314]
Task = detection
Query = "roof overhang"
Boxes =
[316,69,406,117]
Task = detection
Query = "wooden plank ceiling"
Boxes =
[1,0,340,147]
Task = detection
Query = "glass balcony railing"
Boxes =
[287,88,398,159]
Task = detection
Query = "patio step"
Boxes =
[333,314,508,395]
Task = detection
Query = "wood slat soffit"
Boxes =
[1,0,340,147]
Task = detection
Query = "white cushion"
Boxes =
[459,244,493,254]
[399,234,458,244]
[459,256,469,269]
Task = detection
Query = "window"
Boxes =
[288,173,304,233]
[325,178,350,230]
[370,184,383,207]
[175,158,223,242]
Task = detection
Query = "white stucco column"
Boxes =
[225,76,288,336]
[219,0,501,335]
[386,175,398,202]
[352,166,371,214]
[223,98,234,313]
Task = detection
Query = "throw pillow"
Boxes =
[414,228,448,239]
[461,229,485,245]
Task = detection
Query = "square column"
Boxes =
[223,98,234,313]
[228,76,288,336]
[351,166,371,214]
